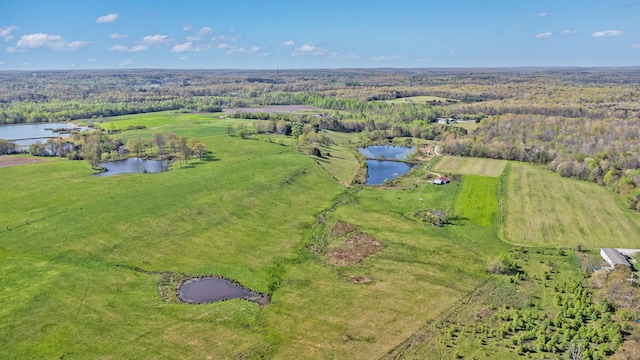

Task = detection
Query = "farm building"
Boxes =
[433,176,450,185]
[600,248,631,269]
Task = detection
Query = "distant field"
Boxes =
[452,121,481,131]
[222,105,324,114]
[502,162,640,248]
[377,95,455,104]
[433,156,507,177]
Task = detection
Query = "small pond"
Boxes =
[358,146,416,185]
[95,158,169,176]
[357,145,415,160]
[177,277,269,305]
[364,160,413,185]
[0,123,87,146]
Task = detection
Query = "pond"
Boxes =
[357,145,415,160]
[358,146,416,185]
[177,277,269,306]
[0,123,87,146]
[95,158,169,176]
[364,160,413,185]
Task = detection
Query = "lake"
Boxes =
[177,276,269,305]
[0,123,87,146]
[358,146,415,185]
[95,158,169,176]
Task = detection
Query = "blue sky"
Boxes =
[1,0,639,70]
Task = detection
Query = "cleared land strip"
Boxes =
[433,156,507,177]
[503,162,640,248]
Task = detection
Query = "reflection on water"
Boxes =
[95,158,168,176]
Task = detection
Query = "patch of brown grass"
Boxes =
[326,231,385,266]
[348,275,372,284]
[330,221,357,238]
[0,155,47,167]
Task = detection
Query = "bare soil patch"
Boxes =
[326,231,385,266]
[0,155,47,168]
[330,221,357,238]
[348,275,372,284]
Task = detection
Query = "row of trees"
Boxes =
[0,97,222,124]
[21,130,207,170]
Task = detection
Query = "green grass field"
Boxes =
[433,156,508,177]
[3,113,640,358]
[502,162,640,248]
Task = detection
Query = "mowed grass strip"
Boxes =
[503,162,640,248]
[433,156,507,177]
[454,175,499,227]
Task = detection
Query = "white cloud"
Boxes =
[109,33,128,40]
[535,32,553,39]
[216,44,246,55]
[538,12,549,17]
[120,59,135,66]
[186,27,214,42]
[632,44,640,49]
[250,46,260,52]
[292,44,328,56]
[0,61,5,65]
[96,13,118,24]
[172,41,212,53]
[283,40,295,46]
[592,30,625,37]
[171,42,193,52]
[561,29,577,35]
[198,27,212,35]
[109,44,148,52]
[373,55,397,61]
[141,34,171,45]
[213,35,241,43]
[88,58,97,62]
[12,33,89,51]
[109,44,128,52]
[179,56,188,60]
[182,24,192,31]
[129,44,149,52]
[111,34,171,52]
[0,25,18,42]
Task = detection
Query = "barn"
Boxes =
[433,176,450,185]
[600,248,631,269]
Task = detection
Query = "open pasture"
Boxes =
[502,162,640,248]
[0,112,496,359]
[433,156,507,177]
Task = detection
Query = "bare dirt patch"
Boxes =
[330,221,357,238]
[326,231,385,266]
[348,275,372,284]
[0,155,47,168]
